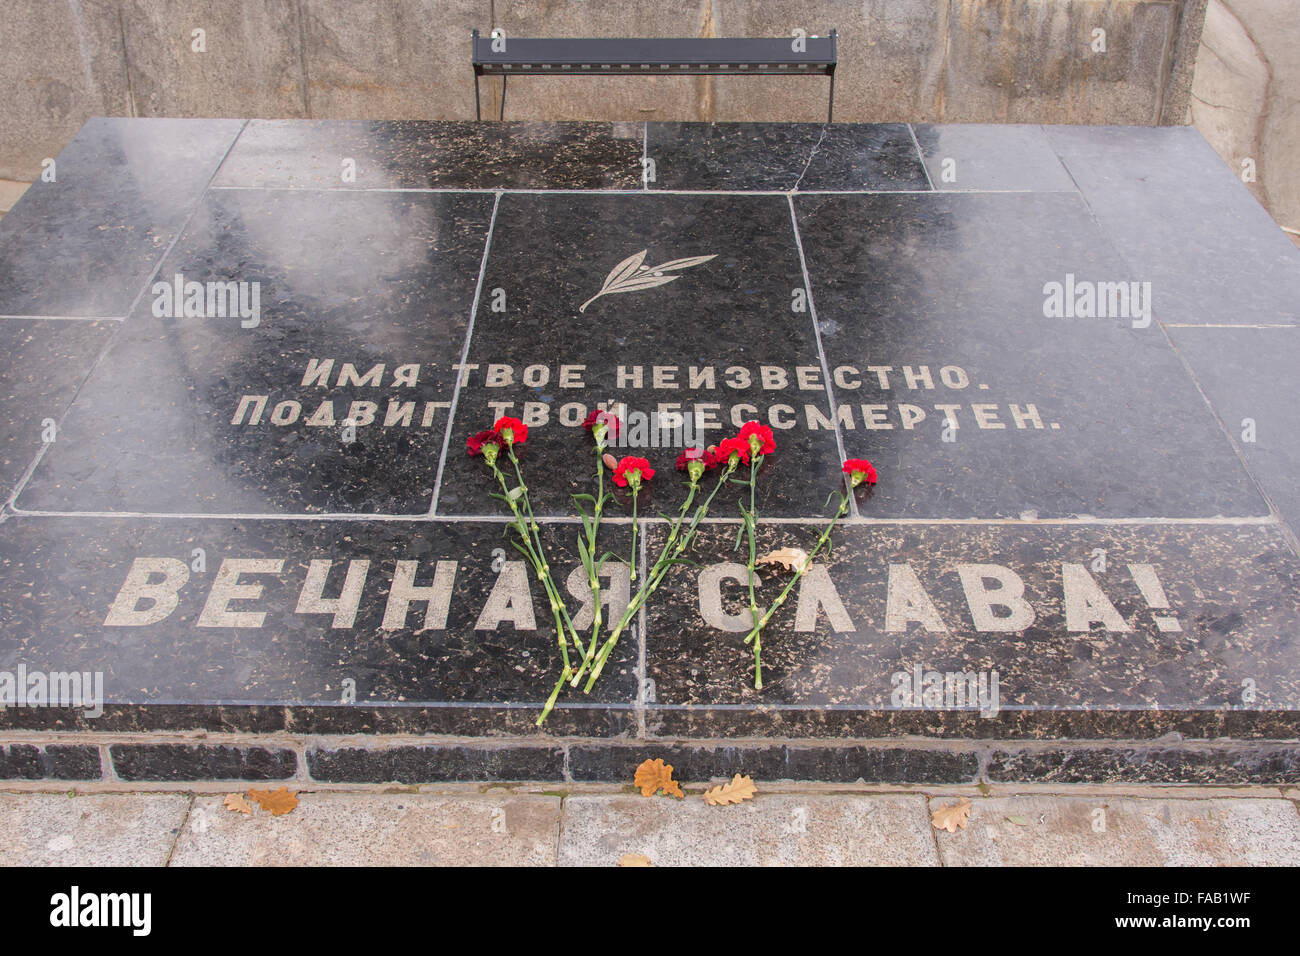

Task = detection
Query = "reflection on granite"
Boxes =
[18,188,493,514]
[1046,125,1300,327]
[913,124,1076,191]
[0,320,115,500]
[794,191,1266,518]
[214,120,644,190]
[0,118,244,317]
[646,122,930,191]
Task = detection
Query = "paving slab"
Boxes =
[558,793,937,866]
[170,792,560,866]
[0,792,189,867]
[934,795,1300,866]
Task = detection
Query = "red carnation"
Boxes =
[675,447,717,472]
[494,416,527,445]
[716,436,751,466]
[582,409,621,438]
[612,456,654,488]
[466,430,502,456]
[842,458,878,487]
[738,420,776,457]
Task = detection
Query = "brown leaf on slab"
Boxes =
[618,853,654,867]
[757,547,811,572]
[702,774,757,806]
[223,793,252,815]
[633,758,684,798]
[247,786,300,816]
[931,798,972,832]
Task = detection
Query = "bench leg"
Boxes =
[475,74,481,121]
[827,73,835,124]
[500,75,507,121]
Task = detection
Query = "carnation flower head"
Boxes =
[675,447,717,483]
[738,420,776,457]
[612,456,654,489]
[842,458,878,487]
[493,416,527,446]
[582,409,621,446]
[467,429,502,465]
[716,436,751,467]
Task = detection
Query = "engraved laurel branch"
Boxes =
[578,250,717,313]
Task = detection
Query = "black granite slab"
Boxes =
[1167,326,1300,539]
[434,191,846,519]
[645,122,931,191]
[0,118,244,317]
[912,124,1076,192]
[16,188,493,515]
[1046,125,1300,327]
[642,521,1300,738]
[794,191,1267,519]
[0,516,636,736]
[213,120,644,190]
[0,320,115,503]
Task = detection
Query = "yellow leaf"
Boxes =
[618,852,654,867]
[633,758,684,798]
[931,798,972,832]
[223,793,252,815]
[702,774,757,806]
[757,547,810,572]
[247,786,300,816]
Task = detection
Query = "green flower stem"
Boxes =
[739,491,850,659]
[743,453,763,687]
[628,483,639,584]
[584,465,734,693]
[568,445,610,688]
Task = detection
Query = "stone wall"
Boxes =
[1190,0,1300,244]
[0,0,1207,183]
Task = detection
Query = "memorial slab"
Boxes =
[0,119,1298,782]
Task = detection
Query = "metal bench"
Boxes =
[471,30,838,122]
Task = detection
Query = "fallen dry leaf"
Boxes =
[702,774,757,806]
[931,798,972,833]
[247,786,300,816]
[633,758,684,798]
[757,547,810,572]
[223,793,252,815]
[618,853,654,867]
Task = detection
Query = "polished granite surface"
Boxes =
[1,119,1299,738]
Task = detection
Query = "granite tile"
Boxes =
[213,119,644,190]
[643,521,1300,735]
[0,744,101,781]
[109,743,297,782]
[1166,327,1300,541]
[17,188,492,515]
[0,320,114,502]
[988,746,1300,784]
[646,122,930,191]
[0,516,637,734]
[0,118,244,317]
[434,191,846,519]
[794,191,1267,519]
[1046,124,1300,327]
[306,744,565,783]
[912,124,1076,191]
